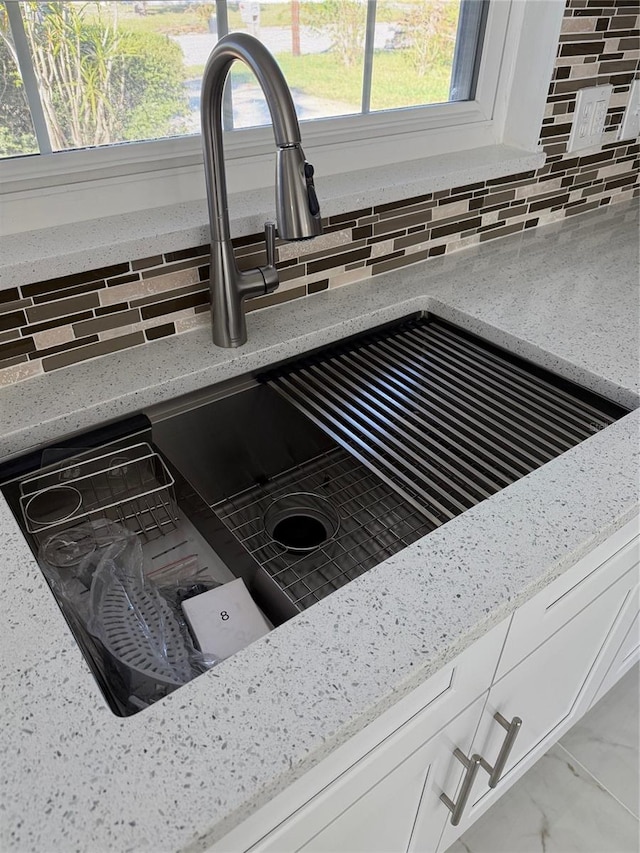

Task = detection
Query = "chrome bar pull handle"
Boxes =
[440,749,484,826]
[483,712,522,788]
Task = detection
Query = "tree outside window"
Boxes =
[0,0,473,159]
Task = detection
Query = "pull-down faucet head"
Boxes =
[200,33,322,348]
[276,144,322,240]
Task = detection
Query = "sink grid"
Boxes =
[213,447,432,610]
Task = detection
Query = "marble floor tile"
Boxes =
[445,744,639,853]
[559,664,639,818]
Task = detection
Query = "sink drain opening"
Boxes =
[273,514,329,551]
[264,492,340,553]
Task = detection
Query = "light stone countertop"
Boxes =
[1,202,639,853]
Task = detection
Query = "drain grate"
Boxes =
[213,447,430,610]
[264,316,626,528]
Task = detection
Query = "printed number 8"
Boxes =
[221,611,230,621]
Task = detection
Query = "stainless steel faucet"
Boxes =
[200,33,322,348]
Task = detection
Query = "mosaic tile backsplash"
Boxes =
[1,0,638,386]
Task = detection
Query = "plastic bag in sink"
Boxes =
[39,519,218,709]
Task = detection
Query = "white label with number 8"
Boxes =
[182,578,271,660]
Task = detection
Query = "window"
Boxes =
[0,1,565,233]
[1,0,487,157]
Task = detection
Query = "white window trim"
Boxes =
[0,0,565,236]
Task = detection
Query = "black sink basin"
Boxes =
[151,381,431,621]
[150,313,628,624]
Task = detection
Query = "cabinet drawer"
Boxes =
[496,517,639,680]
[212,617,509,853]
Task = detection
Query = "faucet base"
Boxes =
[212,305,247,349]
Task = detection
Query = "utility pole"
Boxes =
[292,0,300,56]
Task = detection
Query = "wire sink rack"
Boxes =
[213,447,432,611]
[19,442,178,546]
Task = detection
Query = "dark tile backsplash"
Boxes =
[1,0,637,385]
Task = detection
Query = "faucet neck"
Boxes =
[201,34,302,245]
[200,33,322,348]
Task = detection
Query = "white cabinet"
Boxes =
[299,697,486,853]
[436,561,639,852]
[212,618,509,853]
[495,522,640,681]
[590,604,639,708]
[212,518,639,853]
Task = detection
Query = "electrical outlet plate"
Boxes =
[618,79,640,142]
[567,85,613,153]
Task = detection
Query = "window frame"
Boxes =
[0,0,566,234]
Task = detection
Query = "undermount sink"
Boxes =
[150,313,628,622]
[0,312,628,716]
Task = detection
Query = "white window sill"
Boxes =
[0,143,544,290]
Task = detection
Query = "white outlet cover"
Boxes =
[618,80,640,142]
[567,85,613,153]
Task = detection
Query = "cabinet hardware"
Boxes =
[482,712,523,788]
[440,749,484,826]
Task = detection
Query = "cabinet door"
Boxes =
[300,697,486,853]
[495,519,639,681]
[590,607,639,708]
[212,619,508,853]
[437,565,639,852]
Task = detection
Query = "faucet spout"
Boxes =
[200,33,322,348]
